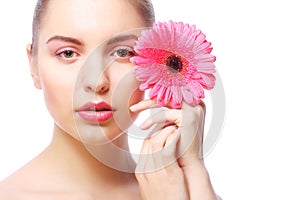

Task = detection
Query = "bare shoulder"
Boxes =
[0,175,79,200]
[0,166,142,200]
[0,176,23,200]
[0,161,49,200]
[0,188,11,200]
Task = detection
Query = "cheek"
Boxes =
[39,64,78,135]
[42,77,73,115]
[111,67,143,107]
[129,89,144,121]
[110,67,144,129]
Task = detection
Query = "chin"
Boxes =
[75,122,127,145]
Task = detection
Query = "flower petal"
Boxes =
[131,21,216,108]
[196,62,216,74]
[200,73,216,89]
[190,80,205,98]
[163,87,172,106]
[171,85,183,103]
[182,85,194,105]
[149,83,162,98]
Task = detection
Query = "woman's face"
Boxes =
[29,0,145,144]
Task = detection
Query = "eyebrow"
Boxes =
[106,34,138,45]
[46,34,137,47]
[46,35,83,46]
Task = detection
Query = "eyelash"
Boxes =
[111,46,136,61]
[56,48,80,62]
[55,46,135,63]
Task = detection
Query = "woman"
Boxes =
[0,0,219,199]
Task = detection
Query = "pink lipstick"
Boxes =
[77,102,114,123]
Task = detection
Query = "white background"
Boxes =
[1,0,300,199]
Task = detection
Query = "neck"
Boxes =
[41,124,137,188]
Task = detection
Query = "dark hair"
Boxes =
[31,0,155,54]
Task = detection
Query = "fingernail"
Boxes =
[129,104,138,111]
[165,130,180,146]
[139,122,147,129]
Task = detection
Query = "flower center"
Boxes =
[166,55,183,73]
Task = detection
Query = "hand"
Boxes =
[130,100,217,200]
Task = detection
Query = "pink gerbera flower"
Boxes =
[130,21,216,109]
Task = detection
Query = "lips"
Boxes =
[76,102,114,123]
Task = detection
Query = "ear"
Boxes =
[27,44,42,89]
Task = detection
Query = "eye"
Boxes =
[56,48,80,62]
[111,47,135,61]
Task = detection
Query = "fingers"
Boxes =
[130,99,160,113]
[134,99,207,171]
[136,126,180,173]
[140,109,182,130]
[135,126,189,200]
[143,125,177,152]
[131,99,206,112]
[138,101,205,132]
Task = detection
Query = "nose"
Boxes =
[82,50,110,94]
[85,74,109,94]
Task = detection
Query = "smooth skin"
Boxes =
[0,0,218,199]
[132,100,217,199]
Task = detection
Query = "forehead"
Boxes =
[39,0,144,46]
